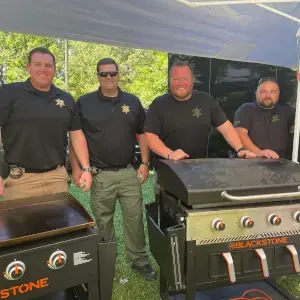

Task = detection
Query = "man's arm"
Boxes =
[217,121,256,158]
[145,133,189,160]
[235,127,262,155]
[138,133,149,163]
[217,121,244,152]
[137,133,150,184]
[69,130,90,168]
[0,84,18,196]
[145,133,171,159]
[143,98,189,161]
[69,130,92,191]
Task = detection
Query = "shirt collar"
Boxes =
[254,101,278,112]
[24,78,63,98]
[98,86,123,103]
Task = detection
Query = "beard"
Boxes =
[258,97,275,109]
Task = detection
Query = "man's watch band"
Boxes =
[82,167,92,172]
[236,147,245,154]
[141,162,150,166]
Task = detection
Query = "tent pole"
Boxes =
[292,27,300,162]
[65,39,69,92]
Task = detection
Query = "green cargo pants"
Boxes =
[90,166,149,266]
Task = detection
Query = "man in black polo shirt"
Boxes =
[234,77,294,159]
[144,61,255,161]
[70,58,156,281]
[0,47,92,200]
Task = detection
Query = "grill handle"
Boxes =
[221,188,300,201]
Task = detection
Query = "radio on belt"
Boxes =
[146,158,300,300]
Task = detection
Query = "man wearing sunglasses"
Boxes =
[234,77,294,159]
[70,58,156,281]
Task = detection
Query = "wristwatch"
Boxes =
[82,167,92,172]
[141,162,150,166]
[236,147,246,154]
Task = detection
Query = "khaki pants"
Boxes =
[3,166,69,201]
[91,167,149,266]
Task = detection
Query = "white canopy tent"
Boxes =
[1,0,300,158]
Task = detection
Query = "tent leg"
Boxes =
[292,29,300,163]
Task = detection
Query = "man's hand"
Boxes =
[72,168,82,187]
[168,149,190,161]
[0,176,4,197]
[237,150,256,159]
[258,149,279,159]
[79,171,92,192]
[137,164,149,184]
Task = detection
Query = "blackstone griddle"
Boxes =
[0,192,116,300]
[146,158,300,300]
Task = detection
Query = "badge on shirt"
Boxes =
[272,115,280,123]
[192,107,202,118]
[121,104,131,114]
[234,120,241,126]
[55,99,65,108]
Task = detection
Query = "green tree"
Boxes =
[0,32,65,87]
[0,32,168,106]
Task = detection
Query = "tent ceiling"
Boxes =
[0,0,300,68]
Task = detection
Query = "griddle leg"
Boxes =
[160,271,169,300]
[98,241,117,300]
[185,241,196,300]
[88,281,100,300]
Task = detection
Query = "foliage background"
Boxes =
[0,32,168,107]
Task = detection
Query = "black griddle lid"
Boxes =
[156,158,300,206]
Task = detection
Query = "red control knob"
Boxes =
[268,214,281,226]
[212,218,226,231]
[240,216,254,228]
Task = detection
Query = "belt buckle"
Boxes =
[9,165,24,179]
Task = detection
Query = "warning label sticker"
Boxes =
[73,251,93,266]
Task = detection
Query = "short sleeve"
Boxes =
[285,105,295,128]
[136,99,146,134]
[0,84,16,127]
[68,96,82,131]
[234,104,252,131]
[210,96,228,127]
[143,98,162,136]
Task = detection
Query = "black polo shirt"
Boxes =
[234,102,294,158]
[77,88,145,168]
[144,91,228,158]
[0,79,81,169]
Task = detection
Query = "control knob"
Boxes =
[4,260,26,280]
[268,214,281,226]
[293,211,300,223]
[240,216,254,228]
[212,218,226,231]
[47,250,67,269]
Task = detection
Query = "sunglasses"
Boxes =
[98,71,118,78]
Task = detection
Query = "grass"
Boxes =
[69,173,300,300]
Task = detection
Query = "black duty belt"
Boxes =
[9,164,63,179]
[91,164,132,175]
